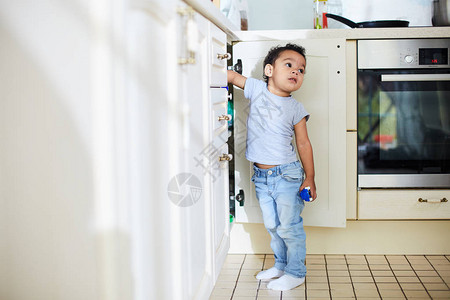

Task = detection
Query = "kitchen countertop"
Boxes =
[184,0,450,42]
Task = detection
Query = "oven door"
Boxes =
[357,69,450,188]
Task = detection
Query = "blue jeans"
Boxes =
[252,161,307,278]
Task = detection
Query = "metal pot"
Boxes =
[433,0,450,26]
[326,13,409,28]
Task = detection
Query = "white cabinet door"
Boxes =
[233,38,347,228]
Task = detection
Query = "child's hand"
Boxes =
[300,178,317,201]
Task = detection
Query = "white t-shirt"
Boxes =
[244,78,310,165]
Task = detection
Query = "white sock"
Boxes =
[255,267,284,280]
[267,274,305,291]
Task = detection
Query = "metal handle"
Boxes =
[418,197,448,203]
[381,74,450,82]
[217,53,231,60]
[218,114,232,122]
[218,153,233,162]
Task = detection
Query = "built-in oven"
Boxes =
[357,39,450,188]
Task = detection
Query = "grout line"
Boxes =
[406,254,432,299]
[385,255,408,299]
[364,254,383,299]
[344,254,357,299]
[424,255,450,292]
[230,254,246,300]
[324,255,332,300]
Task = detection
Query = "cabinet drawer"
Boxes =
[359,190,450,220]
[210,23,227,88]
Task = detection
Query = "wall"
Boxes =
[247,0,433,30]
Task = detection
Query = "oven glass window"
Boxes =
[358,71,450,175]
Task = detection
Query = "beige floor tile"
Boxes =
[220,268,241,276]
[371,270,394,277]
[416,270,439,277]
[218,274,239,282]
[348,264,369,270]
[329,276,352,283]
[378,289,405,298]
[352,282,377,290]
[411,263,434,271]
[281,287,306,298]
[232,288,257,297]
[370,264,391,271]
[374,276,398,283]
[422,282,449,290]
[350,270,372,277]
[255,296,281,300]
[306,276,328,283]
[354,289,380,298]
[376,283,401,290]
[403,289,431,299]
[211,288,234,297]
[238,269,260,276]
[237,274,256,282]
[406,255,427,261]
[329,283,353,290]
[307,289,330,298]
[396,276,420,283]
[256,289,281,297]
[308,264,326,270]
[351,276,374,283]
[437,270,450,277]
[232,297,257,300]
[307,282,329,290]
[393,270,416,277]
[434,265,450,271]
[366,255,387,261]
[222,263,243,270]
[242,262,264,270]
[327,270,350,277]
[209,296,230,300]
[330,288,355,298]
[400,283,426,291]
[442,276,450,284]
[390,264,412,271]
[428,290,450,299]
[235,281,259,290]
[419,276,444,283]
[326,254,346,259]
[214,281,236,289]
[386,255,409,264]
[327,264,348,270]
[307,269,327,276]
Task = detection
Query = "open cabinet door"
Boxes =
[233,38,347,228]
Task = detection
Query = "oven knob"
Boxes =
[404,55,414,63]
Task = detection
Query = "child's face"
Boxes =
[264,50,306,97]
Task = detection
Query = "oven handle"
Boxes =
[381,74,450,82]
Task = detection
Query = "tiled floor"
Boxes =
[210,254,450,300]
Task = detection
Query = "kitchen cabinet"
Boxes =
[232,38,347,228]
[359,190,450,219]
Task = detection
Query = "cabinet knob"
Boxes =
[218,114,232,122]
[218,153,233,162]
[418,197,448,203]
[217,53,231,60]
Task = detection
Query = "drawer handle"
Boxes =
[217,53,231,60]
[218,114,232,121]
[218,153,233,162]
[418,197,448,203]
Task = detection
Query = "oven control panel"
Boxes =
[358,39,450,69]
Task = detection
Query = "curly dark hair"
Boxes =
[263,43,306,83]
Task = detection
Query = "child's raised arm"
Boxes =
[227,70,247,90]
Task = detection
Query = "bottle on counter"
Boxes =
[313,0,328,29]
